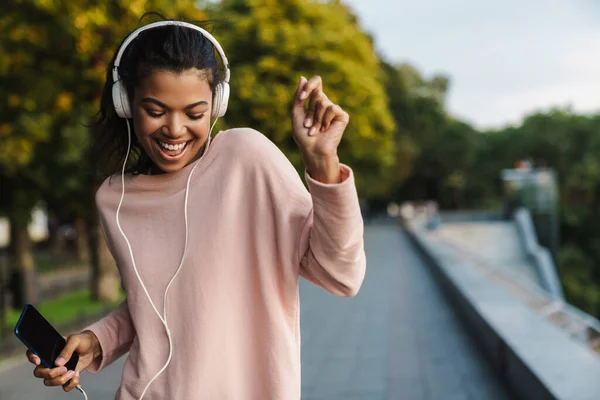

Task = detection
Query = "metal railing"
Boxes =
[513,207,564,299]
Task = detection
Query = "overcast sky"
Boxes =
[344,0,600,129]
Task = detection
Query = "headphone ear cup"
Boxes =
[212,82,230,118]
[112,80,132,119]
[211,84,221,118]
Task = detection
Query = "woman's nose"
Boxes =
[162,114,186,137]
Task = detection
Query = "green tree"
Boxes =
[380,61,419,192]
[211,0,396,197]
[472,109,600,317]
[558,245,600,317]
[381,61,479,208]
[0,0,208,305]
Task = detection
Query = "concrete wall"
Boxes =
[404,220,600,400]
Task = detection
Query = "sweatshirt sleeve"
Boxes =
[84,298,135,373]
[298,164,366,297]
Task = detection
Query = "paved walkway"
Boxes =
[300,222,514,400]
[0,222,515,399]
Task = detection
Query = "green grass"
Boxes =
[5,289,125,332]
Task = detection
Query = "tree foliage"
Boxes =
[211,0,396,196]
[379,56,600,316]
[0,0,207,214]
[2,0,600,317]
[0,0,208,304]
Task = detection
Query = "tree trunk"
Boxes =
[8,216,38,307]
[0,251,8,338]
[73,217,90,264]
[48,215,65,256]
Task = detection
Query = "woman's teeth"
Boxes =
[158,140,187,151]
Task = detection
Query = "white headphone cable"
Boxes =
[76,384,88,399]
[75,116,218,400]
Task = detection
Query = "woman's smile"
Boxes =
[153,138,193,162]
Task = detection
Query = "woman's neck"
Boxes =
[147,163,165,175]
[137,156,165,176]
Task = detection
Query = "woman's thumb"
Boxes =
[55,335,81,367]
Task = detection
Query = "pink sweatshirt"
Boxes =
[84,128,366,399]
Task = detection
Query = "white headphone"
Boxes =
[111,21,228,400]
[111,20,231,119]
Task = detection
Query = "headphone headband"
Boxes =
[111,20,231,119]
[112,20,230,84]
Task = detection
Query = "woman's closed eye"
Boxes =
[144,109,205,121]
[144,109,164,118]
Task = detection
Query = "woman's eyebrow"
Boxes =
[141,98,168,109]
[184,100,209,110]
[141,97,208,110]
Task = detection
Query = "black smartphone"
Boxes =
[14,304,79,371]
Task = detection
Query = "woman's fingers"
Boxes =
[299,75,322,102]
[26,332,94,391]
[26,350,40,366]
[34,364,67,379]
[302,76,324,129]
[55,334,80,367]
[304,93,319,129]
[62,370,80,392]
[309,96,334,135]
[43,369,75,387]
[295,75,308,101]
[320,104,340,132]
[293,75,347,135]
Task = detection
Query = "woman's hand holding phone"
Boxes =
[26,330,101,392]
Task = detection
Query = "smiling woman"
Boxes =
[90,21,221,177]
[133,70,213,174]
[26,15,366,400]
